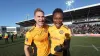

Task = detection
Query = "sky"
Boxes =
[0,0,100,27]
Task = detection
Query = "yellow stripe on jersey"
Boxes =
[49,25,71,56]
[24,25,50,56]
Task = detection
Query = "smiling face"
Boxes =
[53,12,63,29]
[34,11,45,27]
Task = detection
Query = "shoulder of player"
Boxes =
[28,26,35,32]
[48,25,54,29]
[63,25,70,30]
[48,25,54,32]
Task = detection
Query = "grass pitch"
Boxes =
[0,36,100,56]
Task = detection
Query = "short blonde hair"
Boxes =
[34,8,44,15]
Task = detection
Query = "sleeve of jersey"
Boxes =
[65,29,71,39]
[24,32,33,45]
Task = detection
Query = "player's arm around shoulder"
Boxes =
[48,25,52,42]
[48,25,53,54]
[48,25,54,41]
[48,25,52,32]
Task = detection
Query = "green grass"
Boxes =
[0,37,25,56]
[70,36,100,56]
[0,36,100,56]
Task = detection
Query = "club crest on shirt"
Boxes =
[59,30,64,34]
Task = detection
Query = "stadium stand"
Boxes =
[16,3,100,35]
[69,24,100,34]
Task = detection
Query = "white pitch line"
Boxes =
[97,47,100,48]
[73,45,92,47]
[92,44,99,51]
[72,45,100,48]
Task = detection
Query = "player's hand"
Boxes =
[65,33,70,39]
[54,44,63,52]
[63,39,68,49]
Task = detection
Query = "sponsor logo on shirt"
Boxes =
[51,37,60,40]
[59,30,64,34]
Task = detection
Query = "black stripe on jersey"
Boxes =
[31,42,37,56]
[63,25,69,30]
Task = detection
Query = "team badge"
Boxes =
[59,30,64,34]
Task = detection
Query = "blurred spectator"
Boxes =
[68,24,100,34]
[13,33,17,39]
[10,33,14,42]
[0,33,2,40]
[4,33,9,44]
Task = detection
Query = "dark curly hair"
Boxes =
[53,8,64,17]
